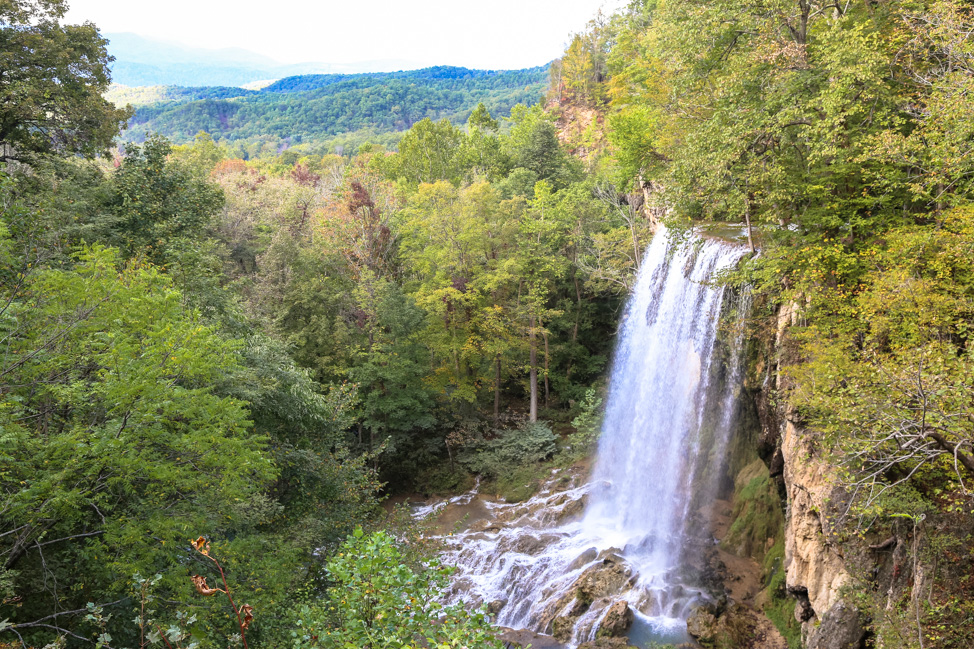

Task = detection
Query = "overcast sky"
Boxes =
[64,0,626,70]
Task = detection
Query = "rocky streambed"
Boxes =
[412,463,786,649]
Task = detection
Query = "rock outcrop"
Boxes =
[781,419,855,628]
[687,607,719,642]
[804,600,868,649]
[596,600,634,638]
[538,551,638,642]
[759,301,871,649]
[575,552,634,604]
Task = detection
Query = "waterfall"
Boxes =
[432,229,750,647]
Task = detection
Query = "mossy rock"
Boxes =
[721,459,785,563]
[759,535,802,649]
[552,614,579,642]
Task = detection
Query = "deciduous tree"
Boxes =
[0,0,130,161]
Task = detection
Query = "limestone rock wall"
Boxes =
[757,302,867,648]
[780,420,852,628]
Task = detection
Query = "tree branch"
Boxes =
[923,430,974,476]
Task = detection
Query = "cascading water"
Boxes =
[431,229,750,647]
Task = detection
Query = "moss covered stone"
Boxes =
[722,459,785,563]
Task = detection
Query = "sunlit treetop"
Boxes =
[0,0,130,162]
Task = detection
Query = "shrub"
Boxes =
[458,421,558,477]
[563,388,603,459]
[293,528,501,649]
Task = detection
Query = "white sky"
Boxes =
[64,0,627,70]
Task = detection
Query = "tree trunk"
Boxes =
[529,315,538,422]
[370,427,377,470]
[542,327,550,410]
[494,355,501,425]
[744,194,756,254]
[567,273,582,381]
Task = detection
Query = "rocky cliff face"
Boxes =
[755,303,869,649]
[687,292,874,649]
[780,420,867,649]
[685,266,958,649]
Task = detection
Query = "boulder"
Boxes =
[552,614,578,642]
[487,599,507,615]
[805,600,868,649]
[687,607,719,643]
[568,547,598,571]
[555,495,588,523]
[596,600,634,638]
[575,559,633,605]
[538,591,588,636]
[688,603,778,649]
[467,519,501,534]
[597,547,625,562]
[501,534,545,555]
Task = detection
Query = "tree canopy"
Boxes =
[0,0,130,161]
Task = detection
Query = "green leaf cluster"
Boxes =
[293,528,501,649]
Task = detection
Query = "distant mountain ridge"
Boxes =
[105,32,426,87]
[109,65,550,158]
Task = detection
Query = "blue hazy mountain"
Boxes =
[105,32,425,87]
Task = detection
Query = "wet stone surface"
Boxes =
[412,465,710,648]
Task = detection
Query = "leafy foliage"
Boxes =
[458,422,558,478]
[0,0,130,161]
[565,387,604,456]
[787,209,974,523]
[293,528,502,649]
[0,241,274,636]
[105,136,224,261]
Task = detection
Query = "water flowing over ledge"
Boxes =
[422,229,751,648]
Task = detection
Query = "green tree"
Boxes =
[504,105,577,190]
[0,0,130,162]
[170,131,229,177]
[468,102,499,132]
[346,276,438,467]
[517,181,570,419]
[105,136,224,262]
[552,11,614,106]
[388,117,464,185]
[398,181,521,408]
[0,242,274,640]
[294,528,502,649]
[463,104,508,181]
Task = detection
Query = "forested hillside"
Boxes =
[1,1,636,645]
[110,66,549,158]
[4,0,974,647]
